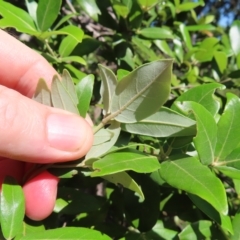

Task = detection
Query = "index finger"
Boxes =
[0,30,57,97]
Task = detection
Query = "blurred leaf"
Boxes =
[117,69,130,81]
[137,0,158,10]
[175,101,217,165]
[129,0,143,28]
[187,24,216,32]
[25,0,38,23]
[137,27,174,40]
[159,157,228,215]
[232,208,240,240]
[103,171,144,200]
[86,121,121,159]
[59,35,79,57]
[99,64,117,115]
[229,20,240,55]
[36,0,62,31]
[112,0,129,18]
[215,166,240,180]
[179,23,192,50]
[121,107,196,138]
[1,176,25,240]
[51,74,79,114]
[33,78,51,106]
[177,2,202,12]
[53,13,77,30]
[60,56,86,65]
[0,1,37,34]
[76,0,101,21]
[40,25,84,42]
[178,220,212,240]
[19,227,111,240]
[188,194,233,234]
[91,149,160,177]
[215,93,240,161]
[174,38,183,63]
[111,59,172,123]
[214,51,227,74]
[76,74,94,117]
[154,40,174,58]
[172,83,224,116]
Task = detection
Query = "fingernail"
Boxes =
[47,113,85,151]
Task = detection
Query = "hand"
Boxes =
[0,30,94,220]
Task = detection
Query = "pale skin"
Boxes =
[0,30,94,220]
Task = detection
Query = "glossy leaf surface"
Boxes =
[159,157,228,215]
[111,59,172,123]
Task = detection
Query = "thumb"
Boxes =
[0,86,93,163]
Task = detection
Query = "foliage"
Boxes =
[1,0,240,239]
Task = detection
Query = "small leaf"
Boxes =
[99,64,117,115]
[60,56,86,65]
[215,93,240,161]
[19,227,111,240]
[33,78,51,106]
[177,2,202,12]
[137,27,174,39]
[215,166,240,180]
[111,59,173,123]
[0,1,37,34]
[121,107,196,138]
[159,157,228,215]
[103,172,144,200]
[172,83,224,116]
[36,0,62,31]
[229,20,240,55]
[214,51,227,74]
[25,0,38,24]
[86,121,121,159]
[76,74,94,117]
[179,23,192,50]
[91,149,160,177]
[112,0,129,18]
[175,101,217,165]
[59,35,79,57]
[154,40,175,58]
[76,0,101,21]
[1,176,25,240]
[51,75,79,114]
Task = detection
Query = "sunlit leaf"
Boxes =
[99,64,117,115]
[229,20,240,55]
[215,93,240,161]
[214,51,227,74]
[159,157,228,215]
[59,35,79,57]
[33,78,51,106]
[86,121,121,159]
[1,177,25,240]
[137,27,174,40]
[111,59,172,123]
[60,56,86,65]
[19,227,111,240]
[103,171,144,200]
[215,166,240,180]
[91,149,160,177]
[121,107,196,138]
[0,1,37,34]
[51,75,79,114]
[36,0,62,31]
[179,23,192,50]
[76,0,101,21]
[76,74,94,117]
[177,2,202,12]
[232,208,240,240]
[175,101,217,165]
[25,0,38,24]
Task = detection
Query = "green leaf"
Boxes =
[178,220,212,240]
[232,208,240,240]
[137,27,174,39]
[76,74,94,117]
[137,0,158,10]
[39,25,84,42]
[99,64,117,115]
[111,59,172,123]
[229,20,240,55]
[92,128,113,146]
[91,149,160,177]
[177,2,202,12]
[76,0,101,21]
[121,107,196,138]
[0,1,37,34]
[59,56,86,65]
[175,102,217,165]
[188,194,233,234]
[214,51,227,74]
[25,0,38,24]
[33,78,51,106]
[186,24,216,32]
[215,166,240,180]
[19,227,111,240]
[215,93,240,161]
[86,121,121,159]
[59,35,79,57]
[112,0,129,18]
[51,74,79,114]
[154,40,174,58]
[36,0,62,31]
[172,83,224,116]
[159,157,228,215]
[1,176,25,240]
[53,13,77,30]
[179,23,192,50]
[103,172,144,200]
